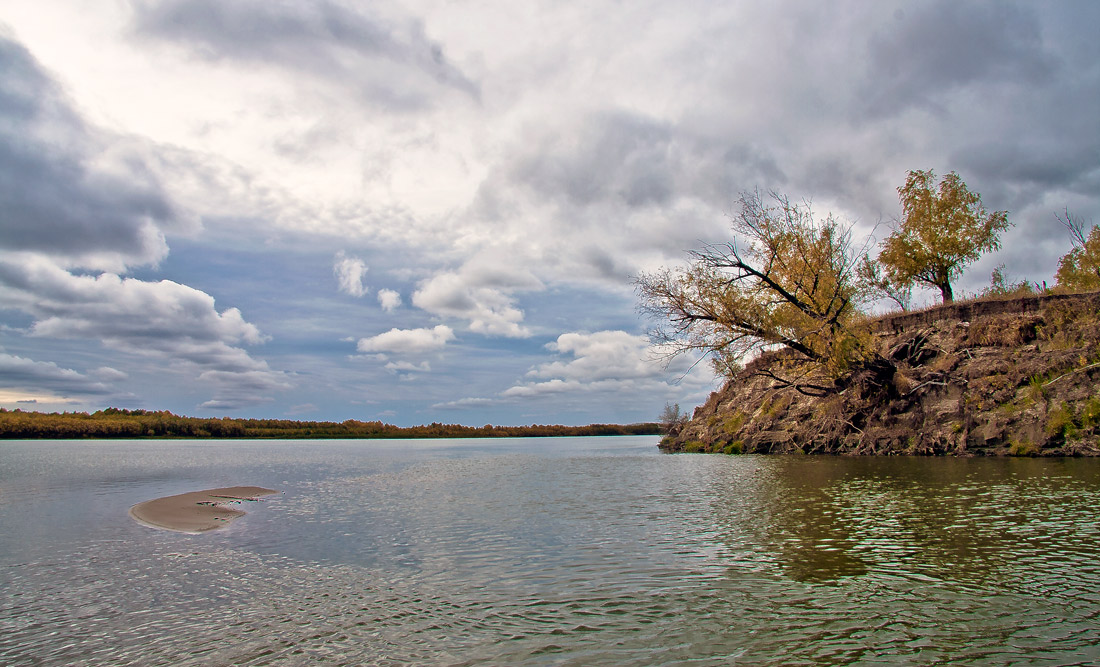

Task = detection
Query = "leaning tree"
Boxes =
[637,190,878,393]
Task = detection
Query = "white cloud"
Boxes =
[334,251,369,297]
[93,367,129,382]
[0,254,288,408]
[529,331,662,382]
[411,256,543,338]
[500,330,667,399]
[0,257,265,358]
[1,1,1097,424]
[356,324,454,356]
[384,360,431,373]
[412,273,529,338]
[464,330,715,406]
[433,396,495,409]
[377,288,402,311]
[501,378,581,398]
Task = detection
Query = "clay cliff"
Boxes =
[663,291,1100,456]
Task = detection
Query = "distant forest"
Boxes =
[0,408,661,440]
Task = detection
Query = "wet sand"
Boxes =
[129,486,277,534]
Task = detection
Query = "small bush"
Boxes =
[1009,438,1041,456]
[722,441,744,455]
[1046,401,1077,439]
[721,411,747,435]
[1081,397,1100,428]
[1027,375,1047,402]
[683,440,707,453]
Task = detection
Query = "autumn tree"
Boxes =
[637,190,876,391]
[879,169,1010,303]
[1054,208,1100,292]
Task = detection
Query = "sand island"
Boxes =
[129,486,277,534]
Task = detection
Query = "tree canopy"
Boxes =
[879,169,1010,303]
[637,190,874,387]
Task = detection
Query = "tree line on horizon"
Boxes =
[638,168,1100,395]
[0,407,662,440]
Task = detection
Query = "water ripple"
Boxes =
[3,441,1100,665]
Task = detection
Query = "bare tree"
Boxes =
[659,402,688,434]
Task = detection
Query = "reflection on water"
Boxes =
[2,439,1100,665]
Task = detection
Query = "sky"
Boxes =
[1,1,1098,426]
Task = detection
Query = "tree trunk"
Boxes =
[939,281,953,303]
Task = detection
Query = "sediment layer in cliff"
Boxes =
[664,291,1100,456]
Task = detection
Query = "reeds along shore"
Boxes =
[0,409,662,440]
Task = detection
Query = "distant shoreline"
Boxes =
[0,408,663,440]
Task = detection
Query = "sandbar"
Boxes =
[129,486,277,534]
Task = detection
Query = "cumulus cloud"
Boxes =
[411,256,543,338]
[438,327,716,413]
[334,251,369,297]
[0,253,286,409]
[0,257,263,356]
[528,331,667,382]
[377,288,402,311]
[495,330,709,401]
[412,273,529,338]
[130,0,479,109]
[356,324,455,356]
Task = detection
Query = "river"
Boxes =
[2,437,1099,665]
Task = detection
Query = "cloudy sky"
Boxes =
[1,1,1097,426]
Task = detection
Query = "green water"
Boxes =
[2,438,1098,665]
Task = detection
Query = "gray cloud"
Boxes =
[197,369,291,410]
[2,1,1097,424]
[0,353,113,396]
[503,110,784,212]
[131,0,479,109]
[0,35,177,271]
[860,1,1055,118]
[0,30,291,411]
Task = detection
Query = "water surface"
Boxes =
[2,438,1099,665]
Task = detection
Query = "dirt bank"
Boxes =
[663,292,1100,456]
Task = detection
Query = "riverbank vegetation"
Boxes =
[0,408,660,440]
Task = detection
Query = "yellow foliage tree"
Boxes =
[1054,209,1100,292]
[637,190,876,392]
[879,169,1010,303]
